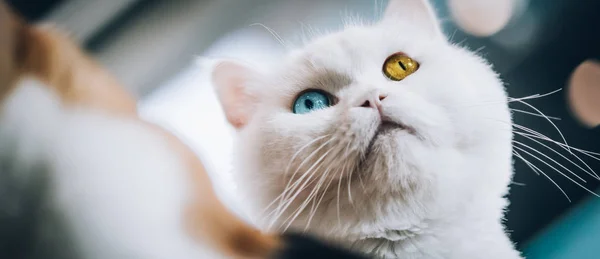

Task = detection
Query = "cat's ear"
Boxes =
[212,60,259,129]
[381,0,443,38]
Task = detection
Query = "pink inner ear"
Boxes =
[212,61,257,129]
[224,85,253,128]
[568,60,600,127]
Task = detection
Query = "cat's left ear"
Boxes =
[212,60,259,129]
[381,0,443,38]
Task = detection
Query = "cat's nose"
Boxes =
[358,93,387,109]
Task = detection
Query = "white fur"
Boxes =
[0,78,218,258]
[214,0,521,258]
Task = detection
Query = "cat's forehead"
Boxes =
[294,27,381,72]
[287,25,434,76]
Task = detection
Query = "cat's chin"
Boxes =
[364,121,413,157]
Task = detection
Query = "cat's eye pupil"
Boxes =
[305,99,314,110]
[398,61,406,71]
[293,90,332,114]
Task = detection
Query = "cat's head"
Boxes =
[213,0,513,239]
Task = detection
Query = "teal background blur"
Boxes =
[524,193,600,259]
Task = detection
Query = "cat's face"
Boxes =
[214,0,513,240]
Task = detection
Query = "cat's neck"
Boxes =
[349,209,519,258]
[253,181,518,258]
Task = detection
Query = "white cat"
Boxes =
[212,0,521,258]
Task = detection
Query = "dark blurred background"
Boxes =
[8,0,600,257]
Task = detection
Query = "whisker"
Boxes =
[514,127,600,161]
[336,165,344,225]
[481,117,600,181]
[513,145,600,198]
[450,88,562,108]
[273,142,342,229]
[511,181,527,186]
[512,123,600,179]
[507,88,562,102]
[273,161,325,230]
[282,158,336,232]
[249,23,287,47]
[305,166,339,231]
[515,131,599,180]
[275,135,332,208]
[263,135,331,217]
[512,98,572,154]
[511,108,561,120]
[513,150,571,202]
[275,137,336,216]
[513,140,586,183]
[347,166,354,205]
[267,138,336,229]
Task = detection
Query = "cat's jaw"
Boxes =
[347,206,521,259]
[249,184,518,259]
[234,136,516,258]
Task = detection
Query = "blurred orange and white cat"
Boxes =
[0,3,368,259]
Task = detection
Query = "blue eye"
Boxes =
[293,90,332,114]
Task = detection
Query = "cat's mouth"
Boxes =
[364,120,414,156]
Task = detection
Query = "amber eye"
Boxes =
[382,53,420,81]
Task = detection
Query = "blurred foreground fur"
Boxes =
[0,2,369,259]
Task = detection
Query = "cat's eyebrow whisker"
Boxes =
[297,21,321,45]
[248,23,287,48]
[512,145,600,198]
[513,140,587,183]
[510,108,561,120]
[513,150,571,202]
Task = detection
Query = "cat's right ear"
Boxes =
[212,60,259,129]
[381,0,443,39]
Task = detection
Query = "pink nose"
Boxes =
[358,93,387,109]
